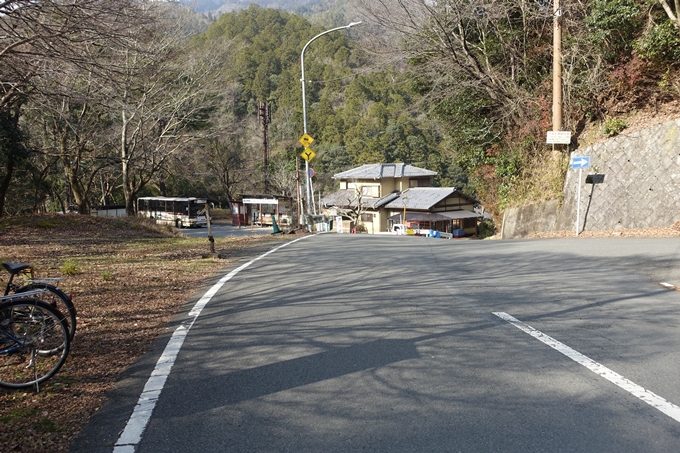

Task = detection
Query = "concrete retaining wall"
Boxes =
[502,118,680,238]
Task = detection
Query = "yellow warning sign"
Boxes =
[300,148,316,162]
[299,133,314,148]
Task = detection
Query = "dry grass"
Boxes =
[527,221,680,239]
[0,215,300,452]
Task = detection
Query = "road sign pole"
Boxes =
[300,22,361,223]
[576,167,582,236]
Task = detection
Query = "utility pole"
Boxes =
[258,102,271,194]
[553,0,563,132]
[295,156,302,228]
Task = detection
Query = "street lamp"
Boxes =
[300,21,361,218]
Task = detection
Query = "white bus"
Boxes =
[137,196,208,228]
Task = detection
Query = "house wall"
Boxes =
[361,210,381,234]
[432,195,475,212]
[341,177,432,196]
[347,180,393,198]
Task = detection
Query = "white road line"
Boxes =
[493,312,680,424]
[113,235,314,452]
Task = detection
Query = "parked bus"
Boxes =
[137,196,208,228]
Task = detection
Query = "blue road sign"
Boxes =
[571,156,590,169]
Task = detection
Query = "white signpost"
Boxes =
[546,131,572,145]
[571,156,590,236]
[242,198,278,205]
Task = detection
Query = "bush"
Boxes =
[634,21,680,63]
[478,220,496,239]
[603,117,628,136]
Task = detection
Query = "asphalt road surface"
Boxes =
[177,222,277,238]
[73,234,680,452]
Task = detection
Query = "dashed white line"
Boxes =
[493,312,680,424]
[113,235,314,452]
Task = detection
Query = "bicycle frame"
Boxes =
[2,263,35,296]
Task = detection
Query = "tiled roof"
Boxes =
[322,187,480,211]
[321,189,401,209]
[384,187,478,210]
[332,163,437,180]
[321,189,357,208]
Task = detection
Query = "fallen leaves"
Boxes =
[0,214,298,452]
[528,221,680,239]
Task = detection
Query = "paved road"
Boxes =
[73,235,680,452]
[177,222,277,238]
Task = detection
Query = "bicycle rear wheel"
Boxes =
[17,283,76,340]
[0,299,70,390]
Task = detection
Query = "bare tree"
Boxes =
[0,0,145,110]
[0,0,152,216]
[100,4,230,215]
[268,160,297,198]
[357,0,554,128]
[201,134,250,206]
[334,185,368,229]
[26,71,118,214]
[657,0,680,28]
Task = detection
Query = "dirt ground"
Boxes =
[526,221,680,239]
[0,215,300,452]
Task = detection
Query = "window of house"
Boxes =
[464,217,477,228]
[409,179,431,187]
[361,213,374,222]
[360,186,379,197]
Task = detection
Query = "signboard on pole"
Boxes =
[546,131,572,144]
[243,198,278,205]
[299,133,314,148]
[571,155,590,236]
[300,148,316,162]
[571,156,590,169]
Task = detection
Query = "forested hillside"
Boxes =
[356,0,680,213]
[0,2,465,217]
[188,5,465,195]
[2,0,680,222]
[181,0,337,15]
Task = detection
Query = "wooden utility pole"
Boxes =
[553,0,563,132]
[295,156,302,227]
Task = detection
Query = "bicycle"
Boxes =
[0,291,71,391]
[2,262,77,341]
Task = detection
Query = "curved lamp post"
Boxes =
[300,21,361,218]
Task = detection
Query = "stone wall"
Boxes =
[501,118,680,238]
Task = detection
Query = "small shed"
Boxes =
[231,195,294,227]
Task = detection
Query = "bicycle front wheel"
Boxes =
[0,299,70,390]
[17,283,76,340]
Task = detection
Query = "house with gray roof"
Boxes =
[321,163,484,236]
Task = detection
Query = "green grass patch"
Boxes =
[0,407,39,424]
[36,416,62,433]
[60,259,80,276]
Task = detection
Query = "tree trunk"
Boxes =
[0,153,15,218]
